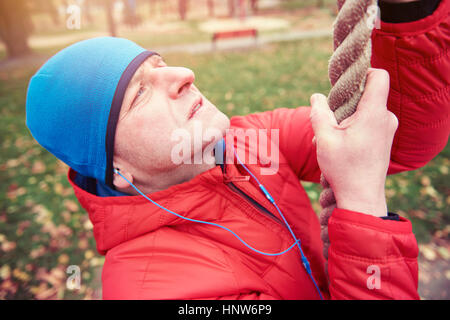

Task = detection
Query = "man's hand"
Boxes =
[310,68,399,217]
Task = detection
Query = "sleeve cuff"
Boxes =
[328,208,417,260]
[379,0,441,23]
[375,0,449,35]
[380,211,400,221]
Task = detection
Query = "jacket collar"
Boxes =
[68,164,230,254]
[66,136,278,254]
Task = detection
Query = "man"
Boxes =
[26,0,448,299]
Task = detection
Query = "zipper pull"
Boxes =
[224,175,250,183]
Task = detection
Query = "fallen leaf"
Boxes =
[31,160,46,174]
[420,176,431,186]
[58,254,69,265]
[30,246,46,259]
[85,250,95,260]
[6,159,20,168]
[420,245,437,261]
[12,268,30,282]
[409,210,426,219]
[83,219,93,230]
[54,183,64,195]
[78,238,89,250]
[1,241,16,252]
[437,247,449,260]
[64,200,79,212]
[0,265,11,279]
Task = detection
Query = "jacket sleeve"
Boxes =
[232,0,449,183]
[202,292,278,300]
[323,4,449,299]
[327,208,419,300]
[372,0,450,174]
[230,106,321,183]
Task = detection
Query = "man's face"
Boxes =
[113,54,230,181]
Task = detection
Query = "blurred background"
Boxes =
[0,0,448,300]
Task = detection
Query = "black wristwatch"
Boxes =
[381,211,400,221]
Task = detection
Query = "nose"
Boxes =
[153,66,195,99]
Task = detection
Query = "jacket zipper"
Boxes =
[227,178,322,299]
[227,181,288,231]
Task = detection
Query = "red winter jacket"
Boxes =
[68,0,449,300]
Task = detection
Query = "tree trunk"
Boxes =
[0,0,32,59]
[239,0,246,21]
[149,0,154,16]
[46,0,60,26]
[250,0,258,14]
[122,0,140,27]
[178,0,188,20]
[104,0,117,37]
[207,0,214,18]
[84,0,93,24]
[228,0,235,17]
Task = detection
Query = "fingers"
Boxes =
[310,93,338,139]
[357,68,390,114]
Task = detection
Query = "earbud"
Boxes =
[114,168,120,174]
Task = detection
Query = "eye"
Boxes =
[137,86,146,97]
[131,86,146,108]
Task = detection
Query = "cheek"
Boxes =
[127,111,179,162]
[133,110,174,145]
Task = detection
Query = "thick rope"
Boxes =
[319,0,377,269]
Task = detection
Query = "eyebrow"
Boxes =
[122,55,166,114]
[128,55,164,86]
[129,66,145,87]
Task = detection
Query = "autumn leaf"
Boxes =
[420,244,437,261]
[58,254,70,265]
[84,250,95,260]
[64,199,79,212]
[1,240,16,252]
[31,160,46,174]
[78,238,89,250]
[30,246,46,259]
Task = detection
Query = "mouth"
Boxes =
[188,96,203,120]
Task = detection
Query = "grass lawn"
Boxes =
[0,37,448,299]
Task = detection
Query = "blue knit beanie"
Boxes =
[26,37,157,187]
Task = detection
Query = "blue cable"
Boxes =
[114,168,301,257]
[233,149,324,300]
[113,142,324,300]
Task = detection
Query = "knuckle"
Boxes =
[387,111,399,130]
[389,111,398,126]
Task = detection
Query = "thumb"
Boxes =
[310,93,337,138]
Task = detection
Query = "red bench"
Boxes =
[212,28,258,49]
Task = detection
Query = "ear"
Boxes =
[113,167,134,190]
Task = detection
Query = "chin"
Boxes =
[194,110,229,155]
[208,109,230,136]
